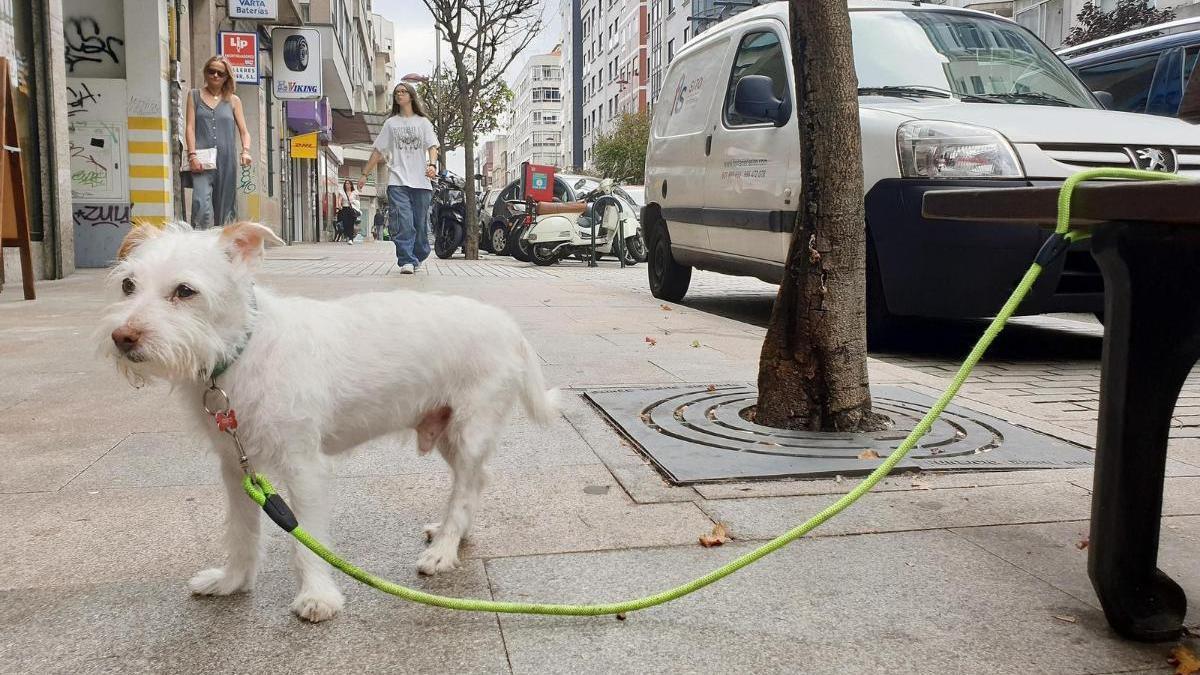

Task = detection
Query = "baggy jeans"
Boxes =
[387,185,432,266]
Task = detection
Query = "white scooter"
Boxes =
[523,179,645,267]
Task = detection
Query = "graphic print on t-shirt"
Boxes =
[394,125,424,151]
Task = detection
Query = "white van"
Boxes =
[643,0,1200,333]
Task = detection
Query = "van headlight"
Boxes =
[897,121,1024,179]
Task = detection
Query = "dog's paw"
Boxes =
[416,546,461,576]
[189,567,251,596]
[290,587,344,623]
[423,522,442,542]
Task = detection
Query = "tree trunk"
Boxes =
[459,72,480,260]
[755,0,886,432]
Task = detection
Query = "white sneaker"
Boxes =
[399,263,415,274]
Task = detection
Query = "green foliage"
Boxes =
[418,67,514,159]
[592,110,651,184]
[1062,0,1175,47]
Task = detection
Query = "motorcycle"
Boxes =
[522,178,645,267]
[432,171,488,259]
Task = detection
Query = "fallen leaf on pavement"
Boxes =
[699,523,731,548]
[1052,615,1077,624]
[1076,537,1089,550]
[660,304,673,311]
[639,412,651,423]
[644,336,657,346]
[1169,645,1200,675]
[706,409,718,421]
[706,384,718,393]
[691,340,701,348]
[858,450,881,460]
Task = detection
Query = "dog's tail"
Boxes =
[518,338,559,426]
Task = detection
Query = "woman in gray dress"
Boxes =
[186,55,253,229]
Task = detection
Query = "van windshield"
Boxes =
[852,10,1098,108]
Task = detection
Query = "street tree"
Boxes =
[418,66,514,173]
[755,0,888,432]
[593,110,650,184]
[423,0,541,259]
[1062,0,1175,47]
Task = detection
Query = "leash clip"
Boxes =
[204,380,253,475]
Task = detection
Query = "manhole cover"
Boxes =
[584,384,1093,484]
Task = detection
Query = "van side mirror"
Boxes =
[1092,90,1114,109]
[734,75,790,126]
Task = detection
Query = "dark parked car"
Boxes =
[484,174,641,256]
[1061,17,1200,119]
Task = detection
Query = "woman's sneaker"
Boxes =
[398,263,415,274]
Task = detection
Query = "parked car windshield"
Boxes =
[852,10,1098,108]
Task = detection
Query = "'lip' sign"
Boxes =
[219,32,259,85]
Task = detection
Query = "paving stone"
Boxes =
[698,482,1094,540]
[0,566,507,674]
[950,515,1200,625]
[0,430,128,494]
[487,532,1165,674]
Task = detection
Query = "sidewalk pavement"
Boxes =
[3,240,1199,674]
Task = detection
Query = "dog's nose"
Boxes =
[111,326,142,353]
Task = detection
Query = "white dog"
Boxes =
[98,221,558,622]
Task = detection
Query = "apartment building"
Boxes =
[508,48,566,171]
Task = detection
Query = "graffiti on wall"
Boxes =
[69,120,126,201]
[64,17,125,75]
[66,81,102,117]
[238,164,257,194]
[72,203,131,228]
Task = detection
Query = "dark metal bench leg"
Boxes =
[1088,222,1200,642]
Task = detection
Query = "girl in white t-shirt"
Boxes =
[358,82,439,274]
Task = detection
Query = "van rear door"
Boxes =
[646,35,731,254]
[702,19,798,266]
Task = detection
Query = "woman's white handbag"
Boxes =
[183,147,217,172]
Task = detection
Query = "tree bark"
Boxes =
[755,0,886,432]
[458,62,480,260]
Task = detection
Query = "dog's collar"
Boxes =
[208,289,257,381]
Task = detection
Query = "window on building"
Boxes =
[668,0,675,14]
[1014,0,1065,47]
[667,39,675,65]
[684,27,689,44]
[724,30,791,127]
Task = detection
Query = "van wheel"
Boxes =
[649,231,691,302]
[866,238,897,348]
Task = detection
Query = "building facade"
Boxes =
[508,49,565,171]
[0,0,392,285]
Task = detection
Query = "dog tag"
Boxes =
[215,409,238,432]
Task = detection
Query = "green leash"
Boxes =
[239,168,1181,616]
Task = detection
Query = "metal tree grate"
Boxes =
[584,384,1094,484]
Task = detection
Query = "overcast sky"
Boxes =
[369,0,563,174]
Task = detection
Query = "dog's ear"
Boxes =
[117,221,165,260]
[218,221,285,264]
